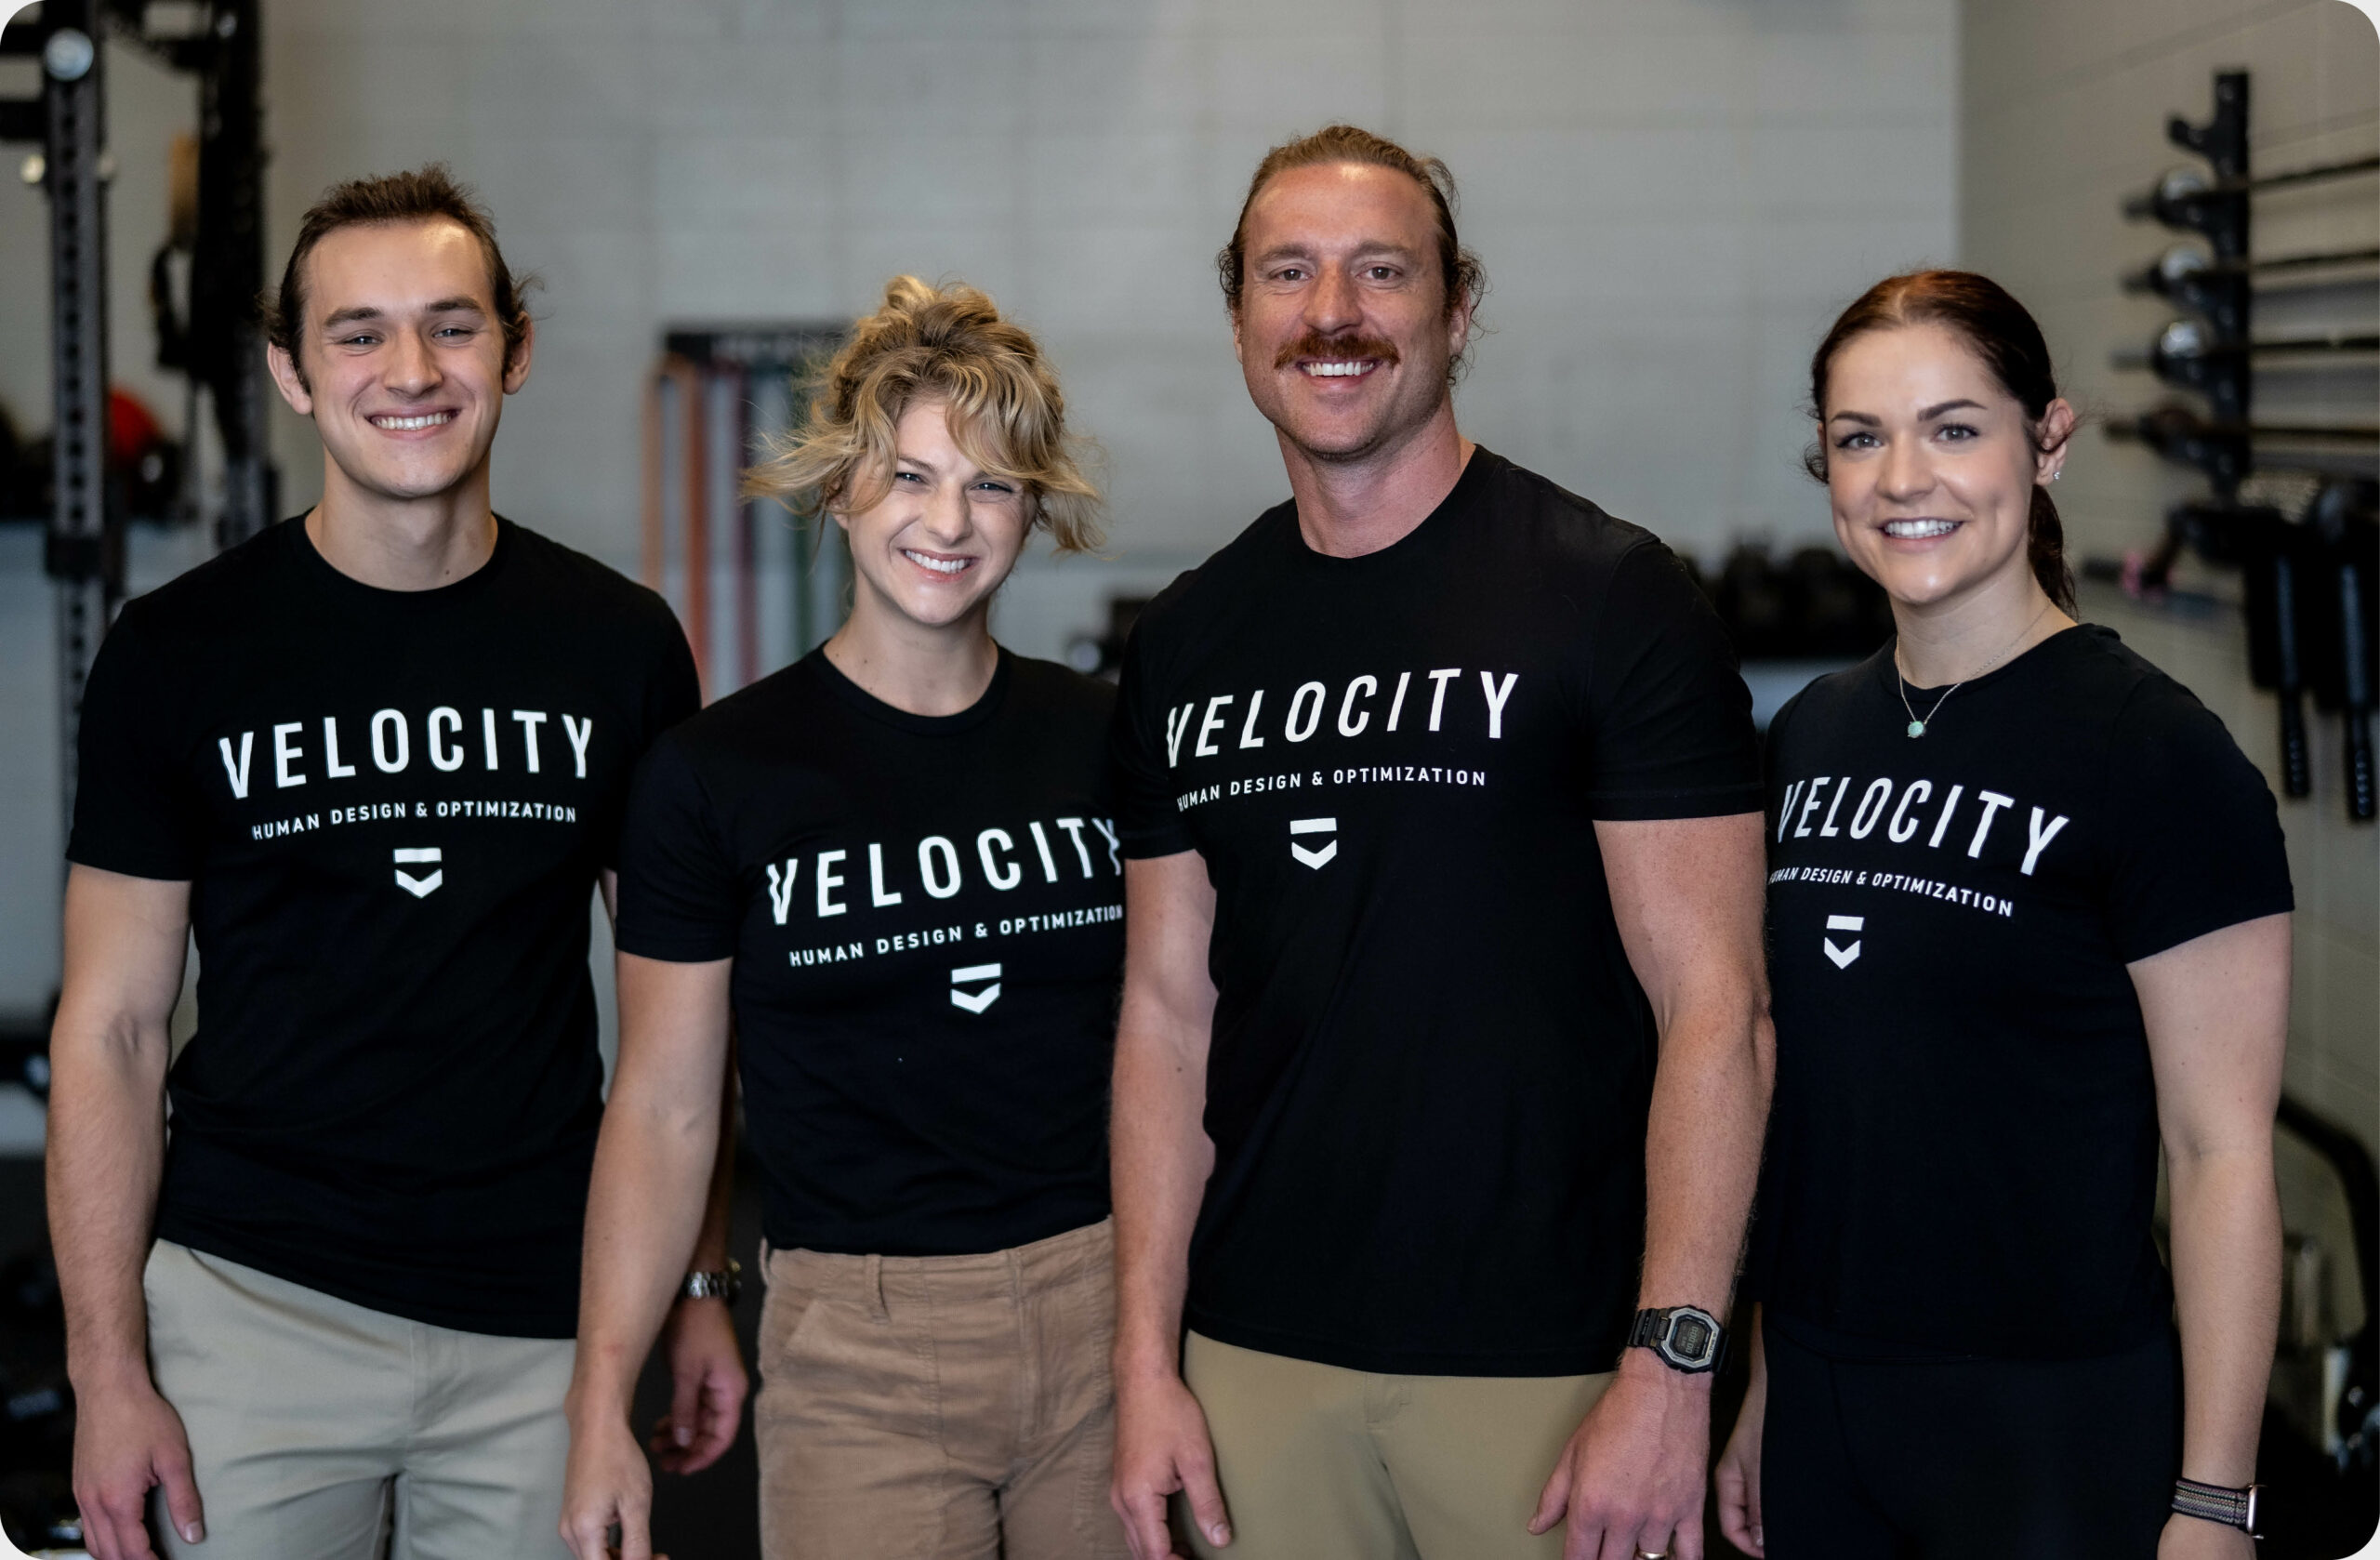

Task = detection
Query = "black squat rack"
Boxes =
[0,0,274,843]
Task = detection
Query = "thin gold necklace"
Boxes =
[1896,601,2054,739]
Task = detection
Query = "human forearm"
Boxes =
[47,1015,169,1391]
[567,1091,720,1420]
[1639,994,1773,1318]
[1111,1023,1214,1382]
[687,1057,738,1273]
[2166,1147,2281,1487]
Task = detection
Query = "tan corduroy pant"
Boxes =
[1181,1329,1616,1560]
[755,1217,1130,1560]
[142,1239,575,1560]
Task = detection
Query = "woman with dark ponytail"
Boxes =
[1716,271,2293,1560]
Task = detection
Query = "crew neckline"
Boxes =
[284,511,513,608]
[1280,443,1496,572]
[809,642,1013,736]
[1875,621,2099,702]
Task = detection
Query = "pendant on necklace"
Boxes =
[1907,721,1927,738]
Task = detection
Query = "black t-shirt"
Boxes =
[1745,625,2294,1358]
[615,648,1121,1259]
[1112,448,1763,1376]
[67,517,698,1339]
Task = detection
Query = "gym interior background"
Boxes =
[0,0,2373,1554]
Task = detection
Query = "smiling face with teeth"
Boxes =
[1231,162,1473,467]
[1821,322,2073,622]
[834,396,1031,642]
[267,217,531,520]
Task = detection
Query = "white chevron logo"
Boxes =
[1823,914,1863,969]
[950,962,1002,1014]
[1289,817,1337,869]
[393,847,443,898]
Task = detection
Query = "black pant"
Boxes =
[1760,1314,2182,1560]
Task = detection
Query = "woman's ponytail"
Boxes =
[2028,483,2074,614]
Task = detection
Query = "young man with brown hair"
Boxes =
[47,165,741,1560]
[1106,126,1774,1560]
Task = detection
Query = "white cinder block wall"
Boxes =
[0,0,1962,1030]
[1961,0,2380,1152]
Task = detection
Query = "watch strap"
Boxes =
[2171,1477,2261,1536]
[681,1257,742,1304]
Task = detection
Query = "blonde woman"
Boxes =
[561,277,1128,1560]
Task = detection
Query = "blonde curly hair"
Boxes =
[744,276,1103,553]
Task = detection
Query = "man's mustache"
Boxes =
[1274,333,1402,370]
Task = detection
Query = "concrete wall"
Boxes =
[1961,0,2380,1151]
[0,0,1962,1042]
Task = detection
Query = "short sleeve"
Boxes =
[66,613,205,880]
[641,613,703,739]
[592,605,701,869]
[614,736,744,962]
[1110,610,1195,859]
[2101,683,2293,962]
[1583,543,1764,820]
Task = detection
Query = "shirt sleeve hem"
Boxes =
[1118,832,1196,860]
[1587,781,1766,822]
[63,847,199,882]
[2116,892,2296,966]
[613,932,740,963]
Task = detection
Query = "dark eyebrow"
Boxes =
[320,298,487,331]
[1826,410,1880,427]
[1920,398,1986,419]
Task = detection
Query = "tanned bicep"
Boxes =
[59,865,192,1038]
[2133,912,2290,1156]
[1121,853,1217,1046]
[1592,813,1765,1020]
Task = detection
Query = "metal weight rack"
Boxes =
[2103,70,2380,822]
[0,0,275,844]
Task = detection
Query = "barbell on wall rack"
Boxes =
[2127,242,2380,293]
[2126,154,2380,221]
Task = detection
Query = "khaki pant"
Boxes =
[142,1240,575,1560]
[1182,1330,1614,1560]
[755,1218,1129,1560]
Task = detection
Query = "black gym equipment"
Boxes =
[0,0,275,843]
[2103,69,2380,823]
[2256,1098,2380,1556]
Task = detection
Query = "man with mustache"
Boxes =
[1107,126,1773,1560]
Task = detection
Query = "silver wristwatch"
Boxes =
[681,1258,742,1305]
[1626,1304,1726,1374]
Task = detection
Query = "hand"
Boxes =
[559,1408,666,1560]
[1530,1351,1712,1560]
[1110,1368,1231,1560]
[2159,1514,2258,1560]
[649,1298,747,1474]
[72,1372,204,1560]
[1712,1370,1765,1557]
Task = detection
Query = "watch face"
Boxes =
[1670,1315,1714,1360]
